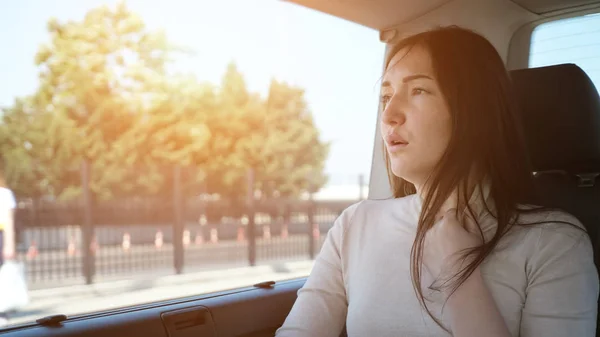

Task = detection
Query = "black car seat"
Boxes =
[511,63,600,336]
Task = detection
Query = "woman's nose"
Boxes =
[381,102,406,127]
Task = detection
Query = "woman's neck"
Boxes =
[414,176,492,220]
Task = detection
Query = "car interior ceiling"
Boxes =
[287,0,600,31]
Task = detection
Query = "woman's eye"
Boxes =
[412,88,427,96]
[380,95,392,106]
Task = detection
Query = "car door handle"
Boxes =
[161,306,217,337]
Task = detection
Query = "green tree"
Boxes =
[257,79,329,198]
[203,65,329,202]
[1,2,182,200]
[202,63,261,202]
[0,97,80,198]
[118,75,215,197]
[1,3,329,203]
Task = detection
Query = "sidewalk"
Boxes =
[6,260,315,327]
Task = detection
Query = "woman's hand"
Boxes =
[423,206,482,292]
[427,207,511,337]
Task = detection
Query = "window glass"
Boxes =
[529,13,600,87]
[0,0,384,327]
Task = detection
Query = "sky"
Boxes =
[0,2,598,187]
[0,0,386,186]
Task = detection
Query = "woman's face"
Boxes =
[380,45,452,189]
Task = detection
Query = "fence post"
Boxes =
[247,168,256,267]
[199,171,207,230]
[81,160,95,285]
[173,165,184,274]
[308,191,316,260]
[359,174,365,201]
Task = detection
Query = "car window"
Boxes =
[529,13,600,88]
[0,0,384,328]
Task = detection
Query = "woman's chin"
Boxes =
[390,164,419,184]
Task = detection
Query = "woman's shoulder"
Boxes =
[510,207,592,267]
[506,207,597,295]
[332,195,420,232]
[340,194,418,217]
[516,206,588,242]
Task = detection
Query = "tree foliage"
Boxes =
[0,2,328,201]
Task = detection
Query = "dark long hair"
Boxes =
[383,26,541,331]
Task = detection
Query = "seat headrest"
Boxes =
[510,64,600,173]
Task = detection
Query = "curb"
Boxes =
[29,260,314,301]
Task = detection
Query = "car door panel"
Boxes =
[1,279,305,337]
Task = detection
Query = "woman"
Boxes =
[0,169,16,326]
[276,26,599,336]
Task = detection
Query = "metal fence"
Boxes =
[14,192,352,287]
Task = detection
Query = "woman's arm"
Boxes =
[519,223,598,337]
[275,203,359,337]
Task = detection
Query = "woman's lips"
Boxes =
[387,141,408,152]
[385,133,409,153]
